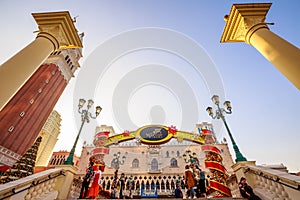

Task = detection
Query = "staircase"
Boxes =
[0,163,299,200]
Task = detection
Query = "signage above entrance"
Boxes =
[104,124,206,146]
[137,125,172,144]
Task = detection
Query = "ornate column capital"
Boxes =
[220,3,272,44]
[32,11,83,50]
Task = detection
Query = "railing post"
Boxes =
[54,165,78,200]
[231,161,256,185]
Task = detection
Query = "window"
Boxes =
[176,151,180,157]
[166,151,169,157]
[132,159,139,168]
[50,158,56,165]
[170,158,178,167]
[151,159,158,171]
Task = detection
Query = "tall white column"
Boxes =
[221,3,300,90]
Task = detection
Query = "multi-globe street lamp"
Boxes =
[112,151,126,170]
[206,95,247,162]
[64,99,102,165]
[182,149,199,165]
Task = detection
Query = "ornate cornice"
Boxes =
[32,11,83,50]
[220,3,272,44]
[0,145,21,166]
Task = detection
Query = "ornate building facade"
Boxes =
[48,150,80,167]
[36,110,62,167]
[76,122,239,197]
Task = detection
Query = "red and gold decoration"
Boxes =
[122,130,130,136]
[168,125,177,135]
[201,128,232,197]
[91,131,110,170]
[105,125,205,146]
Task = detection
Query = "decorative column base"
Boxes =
[231,161,256,185]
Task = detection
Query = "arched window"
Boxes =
[50,158,56,165]
[166,151,169,157]
[176,151,180,157]
[170,158,178,167]
[132,159,139,168]
[151,159,158,171]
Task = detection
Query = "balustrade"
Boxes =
[67,176,82,199]
[242,165,299,200]
[0,168,63,200]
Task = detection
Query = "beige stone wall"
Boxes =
[77,141,235,178]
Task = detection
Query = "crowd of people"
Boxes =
[79,162,135,199]
[79,161,260,199]
[79,161,103,199]
[174,164,207,199]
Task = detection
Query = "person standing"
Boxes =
[184,165,196,199]
[86,165,102,199]
[175,183,183,198]
[79,162,95,199]
[119,173,126,199]
[128,175,135,199]
[192,165,200,197]
[239,177,261,200]
[198,167,206,198]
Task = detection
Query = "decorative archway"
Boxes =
[91,124,232,197]
[105,125,205,146]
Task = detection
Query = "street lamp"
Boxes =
[64,98,102,165]
[206,95,247,162]
[182,150,199,165]
[112,152,126,170]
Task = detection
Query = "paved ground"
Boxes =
[78,198,246,200]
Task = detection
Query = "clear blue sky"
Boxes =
[0,0,299,172]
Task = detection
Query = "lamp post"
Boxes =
[112,152,126,170]
[182,149,199,165]
[111,152,126,182]
[206,95,247,162]
[64,99,102,165]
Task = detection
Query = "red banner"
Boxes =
[201,145,221,154]
[96,131,110,137]
[201,129,212,135]
[209,180,232,197]
[205,161,227,173]
[91,147,109,155]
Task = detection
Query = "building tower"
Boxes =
[36,110,62,167]
[0,11,83,168]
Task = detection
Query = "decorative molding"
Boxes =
[220,3,272,43]
[0,145,21,166]
[32,11,83,50]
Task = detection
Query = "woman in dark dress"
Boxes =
[239,177,261,200]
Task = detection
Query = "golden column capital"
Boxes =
[36,32,60,51]
[32,11,83,50]
[220,3,272,44]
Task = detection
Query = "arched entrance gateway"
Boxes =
[88,124,233,198]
